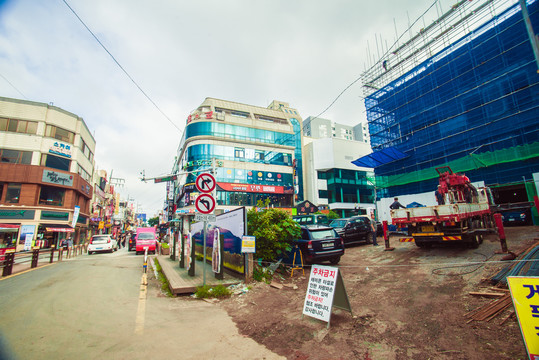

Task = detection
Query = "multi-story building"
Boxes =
[0,97,95,251]
[358,0,539,223]
[303,116,355,141]
[303,134,375,218]
[172,98,304,219]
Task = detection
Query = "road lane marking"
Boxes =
[134,273,147,334]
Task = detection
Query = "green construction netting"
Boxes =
[374,142,539,188]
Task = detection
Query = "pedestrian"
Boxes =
[122,235,126,249]
[370,213,378,246]
[389,197,405,210]
[435,185,445,205]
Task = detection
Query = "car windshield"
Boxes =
[329,220,346,228]
[138,233,155,240]
[92,236,109,243]
[310,229,337,240]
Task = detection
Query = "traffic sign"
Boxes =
[195,194,216,214]
[196,173,216,193]
[195,213,216,222]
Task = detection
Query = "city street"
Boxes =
[0,248,282,360]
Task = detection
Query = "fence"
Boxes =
[0,245,88,277]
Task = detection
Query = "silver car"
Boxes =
[88,235,118,254]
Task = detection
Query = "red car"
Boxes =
[135,232,157,255]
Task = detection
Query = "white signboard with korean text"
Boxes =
[241,236,256,253]
[302,265,352,327]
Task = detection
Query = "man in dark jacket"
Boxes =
[389,197,405,210]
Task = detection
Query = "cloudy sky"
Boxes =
[0,0,447,217]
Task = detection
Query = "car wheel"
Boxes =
[329,256,341,265]
[88,251,92,255]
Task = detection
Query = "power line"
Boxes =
[62,0,183,133]
[0,73,28,100]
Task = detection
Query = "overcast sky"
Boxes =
[0,0,447,217]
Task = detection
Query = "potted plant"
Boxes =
[160,242,170,255]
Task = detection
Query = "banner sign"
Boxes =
[508,276,539,359]
[303,265,352,327]
[71,206,80,228]
[218,182,284,194]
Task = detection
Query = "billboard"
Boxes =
[191,207,246,273]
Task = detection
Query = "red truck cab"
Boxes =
[135,227,157,255]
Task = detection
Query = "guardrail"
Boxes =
[0,244,88,277]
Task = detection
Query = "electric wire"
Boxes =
[62,0,182,133]
[0,73,28,100]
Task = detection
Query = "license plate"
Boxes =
[422,225,435,232]
[509,219,515,221]
[144,246,149,250]
[322,243,333,248]
[96,247,102,250]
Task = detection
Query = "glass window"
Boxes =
[0,118,7,131]
[235,148,244,158]
[0,149,32,164]
[45,125,74,144]
[39,185,65,206]
[41,154,71,171]
[6,184,21,204]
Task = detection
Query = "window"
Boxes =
[0,149,32,164]
[234,148,244,158]
[255,151,265,161]
[39,185,65,206]
[6,184,21,204]
[0,183,3,202]
[45,125,74,144]
[80,140,94,161]
[0,117,38,134]
[41,154,71,172]
[78,165,91,182]
[230,111,249,118]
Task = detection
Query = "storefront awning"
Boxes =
[0,223,20,232]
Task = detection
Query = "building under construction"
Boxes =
[357,0,539,222]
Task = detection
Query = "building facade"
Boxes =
[303,135,375,218]
[172,98,304,217]
[359,0,539,223]
[0,97,95,251]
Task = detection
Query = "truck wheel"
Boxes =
[466,234,480,249]
[415,240,431,248]
[330,256,341,265]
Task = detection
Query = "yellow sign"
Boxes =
[98,221,104,230]
[507,276,539,359]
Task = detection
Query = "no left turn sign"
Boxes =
[195,194,216,214]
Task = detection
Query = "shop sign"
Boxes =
[183,159,223,170]
[77,215,88,225]
[49,141,72,158]
[42,170,74,187]
[41,211,69,220]
[0,210,35,220]
[80,184,91,195]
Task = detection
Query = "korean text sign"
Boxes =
[507,276,539,359]
[303,265,338,323]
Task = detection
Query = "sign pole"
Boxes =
[203,220,207,286]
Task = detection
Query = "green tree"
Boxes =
[327,210,340,220]
[148,216,159,227]
[247,203,301,263]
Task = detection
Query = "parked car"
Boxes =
[293,214,330,226]
[291,225,344,265]
[501,209,532,226]
[329,216,372,246]
[135,227,157,255]
[88,234,118,254]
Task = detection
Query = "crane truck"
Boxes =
[390,166,498,248]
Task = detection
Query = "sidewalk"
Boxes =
[155,255,242,295]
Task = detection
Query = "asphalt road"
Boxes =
[0,247,282,360]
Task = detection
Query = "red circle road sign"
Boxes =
[195,173,216,193]
[195,194,216,214]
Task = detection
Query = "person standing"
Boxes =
[389,197,405,210]
[370,213,378,246]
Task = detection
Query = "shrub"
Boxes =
[195,285,232,299]
[247,204,301,263]
[161,242,170,249]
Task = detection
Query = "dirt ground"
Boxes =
[219,226,539,360]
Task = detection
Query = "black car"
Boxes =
[291,225,344,265]
[329,216,373,246]
[128,232,136,251]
